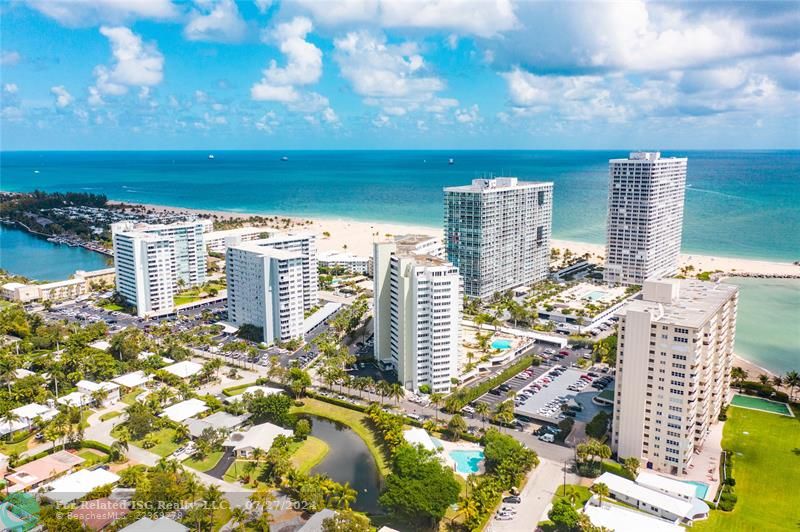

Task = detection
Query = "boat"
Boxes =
[208,154,215,160]
[448,158,455,165]
[281,156,289,161]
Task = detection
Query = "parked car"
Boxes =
[538,433,555,442]
[503,496,522,504]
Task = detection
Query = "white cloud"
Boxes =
[92,26,164,98]
[88,87,104,106]
[3,83,18,94]
[251,17,322,102]
[293,0,517,37]
[195,90,208,103]
[24,0,177,27]
[334,31,450,114]
[184,0,247,43]
[372,114,390,127]
[322,107,339,124]
[1,51,21,66]
[0,107,24,122]
[255,0,272,14]
[455,104,480,123]
[255,111,279,133]
[50,85,73,108]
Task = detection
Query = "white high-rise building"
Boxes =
[111,220,207,317]
[252,233,317,311]
[612,278,738,476]
[374,236,462,393]
[444,177,553,299]
[605,152,688,286]
[226,243,305,343]
[204,227,269,254]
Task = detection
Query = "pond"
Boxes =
[303,415,382,514]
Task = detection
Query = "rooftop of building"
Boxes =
[204,226,269,238]
[620,278,738,329]
[594,472,694,518]
[610,151,688,163]
[111,220,206,234]
[443,177,553,192]
[229,242,305,260]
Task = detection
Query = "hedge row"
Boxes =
[736,381,789,403]
[221,381,259,397]
[445,355,538,412]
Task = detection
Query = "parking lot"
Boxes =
[473,363,550,410]
[514,367,613,423]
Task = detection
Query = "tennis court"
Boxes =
[730,394,793,416]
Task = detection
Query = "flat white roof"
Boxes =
[584,503,683,532]
[303,302,342,334]
[223,422,292,452]
[57,391,91,408]
[12,403,58,421]
[13,369,35,379]
[403,427,438,453]
[77,380,119,392]
[112,371,152,388]
[636,471,696,499]
[42,468,120,505]
[162,360,203,378]
[2,282,26,290]
[595,472,693,518]
[224,386,284,403]
[89,340,111,351]
[160,398,209,423]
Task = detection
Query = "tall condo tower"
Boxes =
[605,152,688,286]
[444,177,553,300]
[612,279,738,476]
[373,236,462,393]
[111,220,207,317]
[226,244,305,343]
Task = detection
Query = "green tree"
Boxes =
[378,444,461,528]
[548,498,580,531]
[446,414,467,441]
[287,367,311,398]
[247,391,294,426]
[621,457,640,480]
[294,418,311,441]
[322,509,370,532]
[591,482,610,507]
[109,327,147,362]
[585,411,610,440]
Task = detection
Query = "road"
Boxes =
[486,458,580,531]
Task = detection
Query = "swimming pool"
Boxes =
[730,394,793,416]
[585,290,609,301]
[492,339,512,350]
[449,450,485,474]
[683,480,710,499]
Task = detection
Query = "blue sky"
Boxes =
[1,0,799,150]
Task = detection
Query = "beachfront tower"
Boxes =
[111,220,207,317]
[248,232,318,312]
[226,244,305,343]
[373,236,462,393]
[444,177,553,300]
[612,278,738,476]
[605,152,688,286]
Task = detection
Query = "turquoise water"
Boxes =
[727,278,800,375]
[730,394,793,416]
[683,480,710,500]
[1,150,798,261]
[492,339,513,350]
[449,450,484,474]
[586,290,608,301]
[0,225,110,281]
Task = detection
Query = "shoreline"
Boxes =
[111,200,800,278]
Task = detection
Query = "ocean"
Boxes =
[1,150,798,262]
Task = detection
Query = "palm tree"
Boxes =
[771,375,784,388]
[731,366,748,391]
[330,482,357,510]
[110,440,128,462]
[230,507,248,531]
[0,409,20,438]
[591,482,610,507]
[389,383,405,404]
[429,392,444,421]
[475,402,490,427]
[783,370,800,400]
[377,381,392,405]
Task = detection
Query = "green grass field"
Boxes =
[290,397,389,476]
[99,302,125,311]
[184,450,223,473]
[0,433,34,455]
[100,411,121,421]
[78,449,108,467]
[113,425,179,458]
[694,406,800,532]
[552,484,592,507]
[121,390,143,406]
[290,436,330,474]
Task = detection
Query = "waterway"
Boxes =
[0,224,110,281]
[303,415,382,514]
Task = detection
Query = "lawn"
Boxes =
[99,302,124,311]
[121,390,143,406]
[113,425,179,458]
[78,449,108,467]
[290,436,329,474]
[694,406,800,532]
[0,433,34,455]
[184,450,223,473]
[290,397,389,475]
[552,484,592,507]
[100,411,121,422]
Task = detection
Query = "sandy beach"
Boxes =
[116,200,800,280]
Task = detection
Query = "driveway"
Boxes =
[486,458,579,531]
[206,449,236,479]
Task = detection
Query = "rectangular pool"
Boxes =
[731,394,793,416]
[682,480,710,500]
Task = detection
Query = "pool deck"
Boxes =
[437,439,485,477]
[654,421,723,502]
